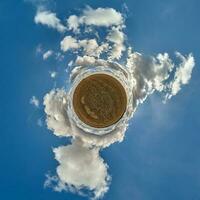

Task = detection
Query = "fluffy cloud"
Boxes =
[165,52,195,99]
[43,50,53,60]
[67,15,79,32]
[67,7,123,32]
[75,55,96,66]
[46,139,111,199]
[43,89,71,137]
[78,39,108,57]
[60,36,79,52]
[66,7,125,60]
[30,96,39,107]
[81,7,123,27]
[126,50,174,103]
[34,10,66,32]
[126,49,195,103]
[60,36,108,58]
[107,27,125,59]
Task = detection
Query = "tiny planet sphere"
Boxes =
[72,73,127,128]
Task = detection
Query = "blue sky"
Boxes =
[0,0,200,200]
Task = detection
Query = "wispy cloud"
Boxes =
[30,96,39,108]
[43,50,53,60]
[34,10,66,32]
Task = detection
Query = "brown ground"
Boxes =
[72,73,127,128]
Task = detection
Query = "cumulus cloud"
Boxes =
[75,55,96,66]
[43,50,53,60]
[33,6,126,60]
[60,36,79,52]
[43,89,71,137]
[60,36,108,58]
[126,49,174,103]
[78,39,108,57]
[34,10,66,32]
[30,96,39,107]
[81,7,123,27]
[107,27,125,59]
[45,139,110,199]
[126,49,195,103]
[165,52,195,100]
[67,7,123,32]
[67,15,79,32]
[65,7,125,60]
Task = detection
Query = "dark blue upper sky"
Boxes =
[0,0,200,200]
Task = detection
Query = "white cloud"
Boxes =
[43,89,71,137]
[126,49,195,103]
[49,139,110,199]
[60,36,79,52]
[30,96,40,107]
[107,27,124,44]
[68,60,74,67]
[60,36,108,58]
[67,15,79,32]
[79,39,108,57]
[107,27,125,59]
[66,8,125,59]
[67,7,123,32]
[74,56,127,70]
[81,7,123,27]
[49,71,57,78]
[126,49,174,103]
[34,10,66,32]
[165,52,195,99]
[75,55,96,66]
[43,50,53,60]
[79,39,99,55]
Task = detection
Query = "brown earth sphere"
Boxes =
[72,73,127,128]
